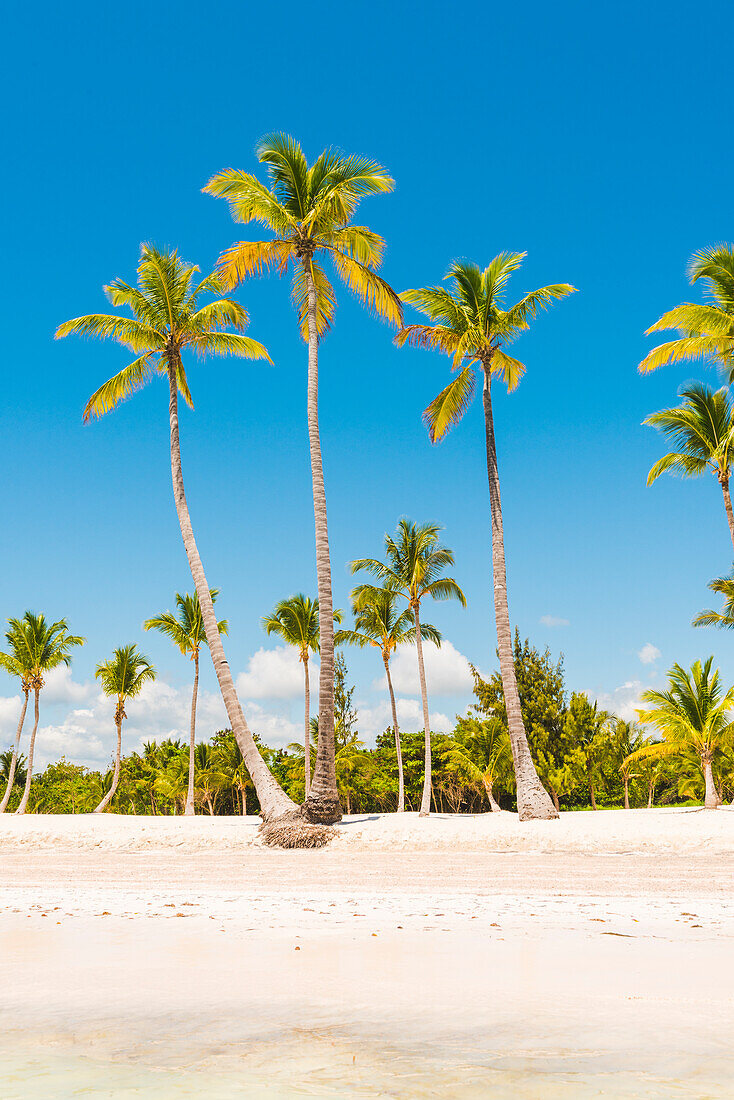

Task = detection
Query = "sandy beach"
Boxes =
[2,809,733,1097]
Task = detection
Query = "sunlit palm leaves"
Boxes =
[644,383,734,485]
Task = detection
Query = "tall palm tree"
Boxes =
[0,624,35,813]
[55,244,295,821]
[144,590,228,816]
[336,586,441,812]
[262,594,341,798]
[644,384,734,549]
[94,644,155,813]
[395,255,574,820]
[693,567,734,629]
[631,657,734,809]
[205,135,402,825]
[4,613,85,814]
[638,244,734,382]
[351,520,465,817]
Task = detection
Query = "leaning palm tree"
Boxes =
[0,625,35,814]
[144,590,228,815]
[351,520,465,817]
[205,135,402,825]
[644,384,734,549]
[94,645,155,813]
[693,567,734,629]
[262,595,341,798]
[5,613,85,814]
[336,586,441,812]
[631,657,734,809]
[395,255,574,820]
[639,244,734,382]
[55,244,295,821]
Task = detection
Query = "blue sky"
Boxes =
[1,0,733,766]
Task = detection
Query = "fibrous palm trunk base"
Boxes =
[259,808,334,849]
[301,792,342,825]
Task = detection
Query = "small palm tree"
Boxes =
[639,244,734,381]
[205,135,402,827]
[56,244,295,821]
[145,590,227,815]
[630,657,734,809]
[336,586,441,812]
[612,720,649,809]
[644,384,734,549]
[3,613,85,814]
[262,595,341,798]
[440,717,512,812]
[693,568,734,629]
[94,644,155,813]
[396,255,574,821]
[351,520,466,817]
[0,623,35,813]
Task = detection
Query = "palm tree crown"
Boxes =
[644,384,734,485]
[336,587,442,657]
[693,568,734,629]
[204,133,403,334]
[639,245,734,379]
[95,644,156,710]
[263,594,325,660]
[351,520,466,612]
[55,244,271,420]
[3,613,84,686]
[145,590,228,659]
[396,254,575,441]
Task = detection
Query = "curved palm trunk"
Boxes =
[0,689,29,813]
[720,477,734,551]
[482,777,503,813]
[167,363,295,821]
[414,604,433,817]
[623,775,630,810]
[185,654,199,816]
[15,689,40,815]
[702,753,718,809]
[303,655,311,797]
[482,370,558,821]
[301,265,341,825]
[95,714,123,813]
[384,654,404,812]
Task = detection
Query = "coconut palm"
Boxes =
[612,720,649,809]
[144,590,228,816]
[396,255,574,820]
[0,750,26,807]
[55,244,295,821]
[262,595,341,798]
[351,520,465,817]
[205,135,402,826]
[336,586,441,812]
[94,645,155,813]
[3,614,85,814]
[631,657,734,809]
[693,567,734,629]
[638,244,734,382]
[440,717,512,812]
[0,626,35,813]
[644,384,734,549]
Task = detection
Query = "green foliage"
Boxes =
[644,383,734,486]
[145,590,227,658]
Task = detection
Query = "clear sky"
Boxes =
[2,0,733,767]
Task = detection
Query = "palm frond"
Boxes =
[215,239,293,289]
[329,250,403,326]
[423,366,476,443]
[83,353,155,422]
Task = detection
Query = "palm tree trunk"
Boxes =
[300,264,341,825]
[482,777,503,813]
[702,753,718,809]
[166,362,295,821]
[720,477,734,551]
[413,603,433,818]
[95,715,123,813]
[550,786,561,813]
[185,654,198,816]
[624,775,630,810]
[0,689,29,813]
[647,782,654,808]
[384,655,404,812]
[589,776,598,811]
[482,369,558,821]
[303,655,311,797]
[15,689,40,815]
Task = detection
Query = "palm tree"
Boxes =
[205,135,402,825]
[440,717,512,812]
[644,384,734,549]
[396,255,574,820]
[336,586,441,812]
[3,613,85,814]
[56,244,295,821]
[693,567,734,629]
[612,720,648,809]
[94,644,155,813]
[0,750,26,808]
[564,693,612,811]
[631,657,734,809]
[262,594,341,798]
[639,244,734,382]
[144,590,228,815]
[0,624,35,813]
[351,520,466,817]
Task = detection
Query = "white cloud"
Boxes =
[42,665,94,705]
[236,646,312,700]
[377,640,474,697]
[592,679,647,723]
[638,643,661,666]
[540,615,570,628]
